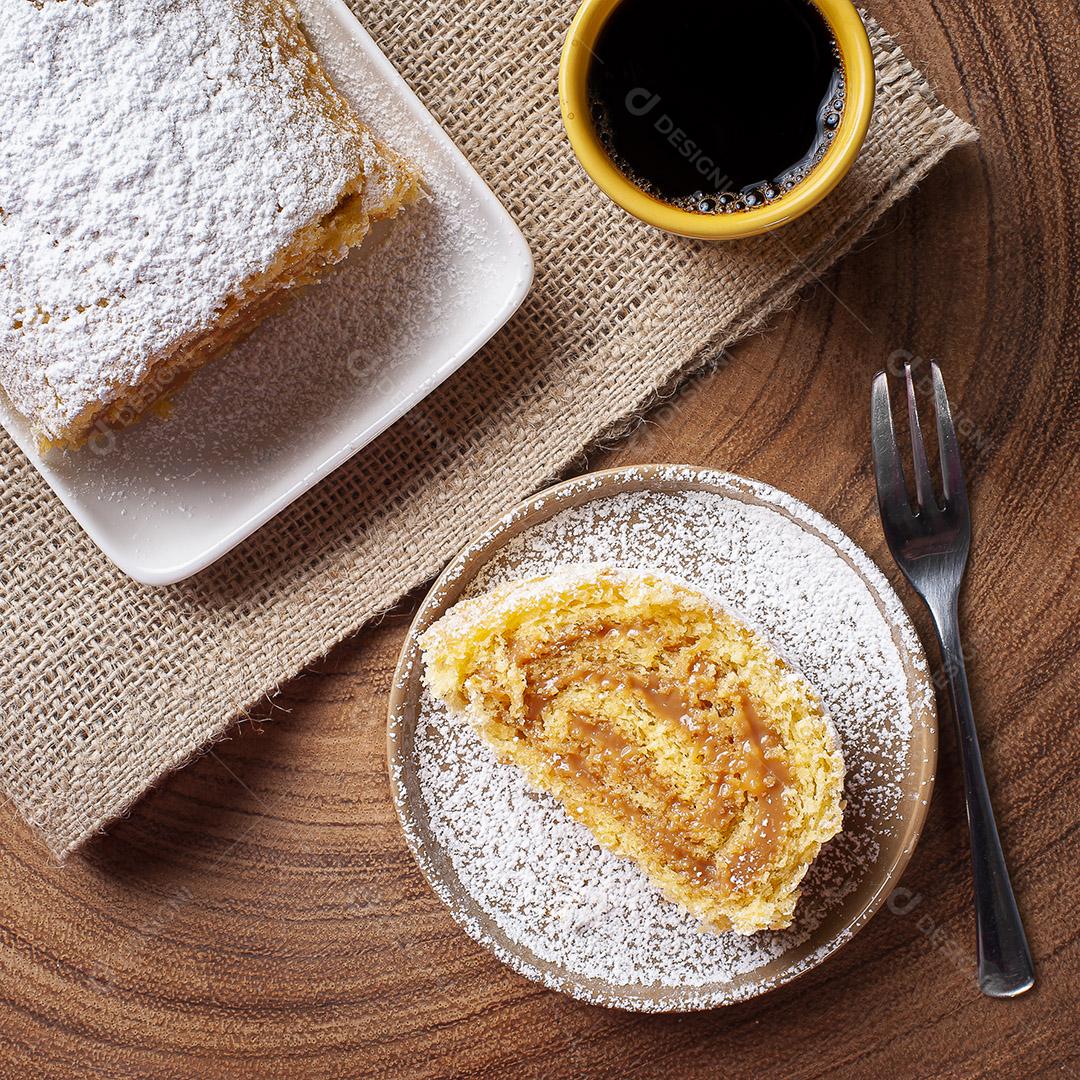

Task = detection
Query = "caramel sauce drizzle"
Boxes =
[720,694,791,889]
[514,626,791,895]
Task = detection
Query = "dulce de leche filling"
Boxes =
[516,631,791,897]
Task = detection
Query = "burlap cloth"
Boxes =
[0,5,975,859]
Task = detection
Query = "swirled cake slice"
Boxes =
[420,567,845,934]
[0,0,420,449]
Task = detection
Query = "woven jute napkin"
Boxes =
[0,4,975,858]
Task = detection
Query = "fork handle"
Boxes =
[931,600,1035,997]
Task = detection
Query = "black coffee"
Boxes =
[588,0,844,213]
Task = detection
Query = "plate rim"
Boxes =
[0,0,533,587]
[386,463,938,1012]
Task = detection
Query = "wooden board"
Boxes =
[1,0,1077,1073]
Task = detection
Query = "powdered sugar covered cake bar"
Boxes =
[0,0,420,449]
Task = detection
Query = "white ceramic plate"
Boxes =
[0,0,532,586]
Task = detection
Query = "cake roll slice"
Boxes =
[420,567,845,934]
[0,0,420,450]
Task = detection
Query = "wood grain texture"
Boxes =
[1,0,1077,1074]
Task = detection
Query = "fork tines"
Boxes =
[871,361,969,519]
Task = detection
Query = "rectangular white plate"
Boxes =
[0,0,532,586]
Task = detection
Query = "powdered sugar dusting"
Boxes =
[0,0,386,437]
[391,468,935,1010]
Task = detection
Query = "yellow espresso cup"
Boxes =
[559,0,875,239]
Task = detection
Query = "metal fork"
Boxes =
[871,362,1035,998]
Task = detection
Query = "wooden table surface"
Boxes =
[2,1,1077,1076]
